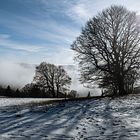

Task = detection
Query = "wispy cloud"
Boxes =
[0,35,44,53]
[0,4,80,64]
[1,0,140,64]
[46,47,75,65]
[0,35,75,65]
[0,7,80,43]
[66,0,140,25]
[67,3,93,24]
[0,33,11,39]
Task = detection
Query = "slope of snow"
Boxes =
[0,94,140,139]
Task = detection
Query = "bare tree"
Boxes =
[33,62,71,97]
[71,5,140,96]
[68,90,77,98]
[33,62,56,97]
[55,66,71,97]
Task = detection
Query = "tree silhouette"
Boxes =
[72,5,140,96]
[33,62,71,97]
[55,66,71,97]
[5,85,11,96]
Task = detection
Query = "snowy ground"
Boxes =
[0,98,63,107]
[0,95,140,139]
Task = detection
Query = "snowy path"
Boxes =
[0,95,140,139]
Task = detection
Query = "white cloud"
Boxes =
[67,3,93,24]
[45,47,75,65]
[66,0,140,24]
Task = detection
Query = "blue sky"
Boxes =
[0,0,140,65]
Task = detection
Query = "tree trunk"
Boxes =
[118,77,126,96]
[56,85,59,98]
[52,87,55,97]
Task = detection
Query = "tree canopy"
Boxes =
[33,62,71,97]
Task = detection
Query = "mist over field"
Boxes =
[0,61,34,88]
[0,61,101,96]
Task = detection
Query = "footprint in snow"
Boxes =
[95,123,99,126]
[76,126,79,130]
[100,131,104,135]
[80,124,85,126]
[83,128,86,131]
[101,127,106,131]
[121,125,126,128]
[78,131,81,135]
[80,134,84,138]
[134,129,138,132]
[83,131,87,134]
[86,117,90,119]
[89,119,92,122]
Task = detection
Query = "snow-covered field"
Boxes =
[0,98,63,107]
[0,95,140,139]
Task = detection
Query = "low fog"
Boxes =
[0,61,35,88]
[0,61,101,96]
[63,65,101,96]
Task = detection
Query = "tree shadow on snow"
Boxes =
[0,97,140,139]
[0,100,89,139]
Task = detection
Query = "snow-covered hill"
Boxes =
[0,94,140,139]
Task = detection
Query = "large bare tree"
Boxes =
[72,5,140,96]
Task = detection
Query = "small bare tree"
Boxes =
[33,62,71,97]
[55,66,71,97]
[72,5,140,96]
[34,62,56,97]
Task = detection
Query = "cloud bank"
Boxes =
[0,61,35,88]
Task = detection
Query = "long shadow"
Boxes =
[0,96,140,139]
[0,100,91,139]
[85,96,140,139]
